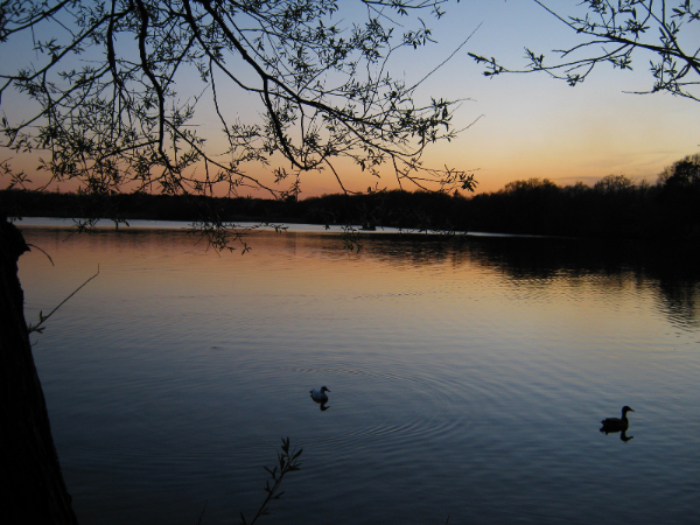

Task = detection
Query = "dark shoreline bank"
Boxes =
[2,182,699,244]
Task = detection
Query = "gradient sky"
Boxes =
[1,0,698,198]
[407,0,700,196]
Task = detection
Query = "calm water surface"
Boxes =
[18,226,700,525]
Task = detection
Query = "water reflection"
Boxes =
[18,227,700,330]
[656,278,700,328]
[360,234,700,328]
[15,227,700,525]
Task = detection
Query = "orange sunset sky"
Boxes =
[1,1,698,198]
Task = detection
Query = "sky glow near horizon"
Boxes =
[0,0,698,198]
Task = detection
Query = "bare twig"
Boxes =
[239,437,302,525]
[27,265,100,334]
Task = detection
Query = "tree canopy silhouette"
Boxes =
[1,0,476,204]
[0,1,476,523]
[470,0,700,101]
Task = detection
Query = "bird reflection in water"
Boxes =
[600,406,634,442]
[310,386,330,411]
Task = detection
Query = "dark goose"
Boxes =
[600,406,634,434]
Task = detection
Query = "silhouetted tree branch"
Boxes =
[469,0,700,101]
[1,0,477,210]
[0,2,477,521]
[239,437,302,525]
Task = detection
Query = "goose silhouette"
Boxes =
[600,406,634,436]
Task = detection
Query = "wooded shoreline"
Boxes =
[3,170,699,243]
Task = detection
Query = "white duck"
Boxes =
[310,386,330,403]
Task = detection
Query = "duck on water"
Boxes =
[600,406,634,441]
[310,386,330,410]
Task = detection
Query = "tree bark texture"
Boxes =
[0,215,78,524]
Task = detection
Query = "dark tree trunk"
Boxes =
[1,215,78,524]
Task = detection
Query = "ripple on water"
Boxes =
[18,228,700,525]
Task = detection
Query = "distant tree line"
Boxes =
[3,154,699,242]
[464,154,700,241]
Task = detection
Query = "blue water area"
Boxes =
[18,227,700,524]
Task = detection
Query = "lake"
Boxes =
[17,224,700,525]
